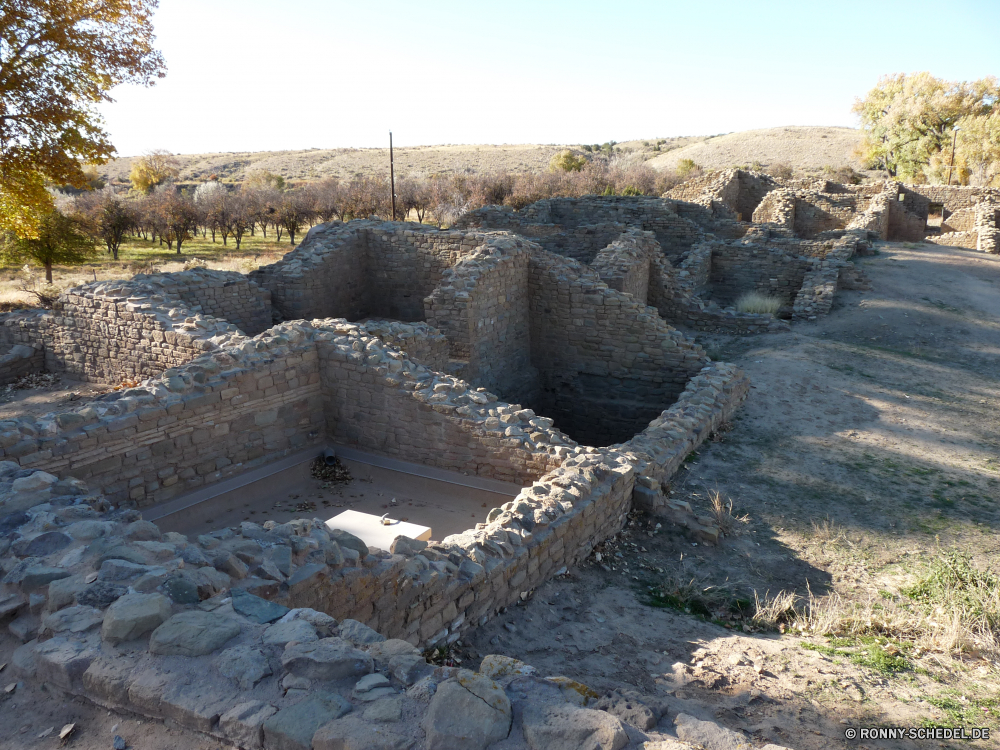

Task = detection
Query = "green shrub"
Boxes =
[549,150,587,173]
[676,158,701,178]
[734,291,783,314]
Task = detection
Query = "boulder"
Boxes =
[594,691,659,731]
[44,575,87,612]
[313,715,414,750]
[99,559,154,581]
[20,565,70,591]
[163,575,201,604]
[263,619,318,646]
[220,701,278,750]
[124,520,162,541]
[277,607,337,636]
[231,588,289,624]
[673,713,753,750]
[521,702,628,750]
[422,672,511,750]
[101,592,171,644]
[363,696,403,723]
[339,618,386,645]
[389,536,427,556]
[149,610,241,656]
[14,531,72,558]
[40,605,104,636]
[479,654,537,680]
[216,645,273,689]
[353,673,395,702]
[281,638,373,681]
[263,691,352,750]
[75,581,126,609]
[34,636,96,691]
[327,528,368,557]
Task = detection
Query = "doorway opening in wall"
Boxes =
[927,203,945,233]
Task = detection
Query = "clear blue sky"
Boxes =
[99,0,1000,156]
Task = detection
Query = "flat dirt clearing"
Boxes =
[465,241,1000,749]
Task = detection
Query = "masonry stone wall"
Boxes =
[151,268,273,336]
[591,230,652,304]
[707,242,811,307]
[526,252,708,446]
[356,319,449,372]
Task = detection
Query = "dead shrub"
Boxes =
[734,291,782,314]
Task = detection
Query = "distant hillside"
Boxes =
[97,127,864,184]
[645,126,863,173]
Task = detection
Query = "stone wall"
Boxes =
[526,252,709,446]
[425,239,535,399]
[356,319,449,372]
[707,242,812,307]
[148,268,273,336]
[667,169,778,222]
[590,230,653,304]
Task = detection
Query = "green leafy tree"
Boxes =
[0,0,166,237]
[1,210,96,282]
[549,150,588,172]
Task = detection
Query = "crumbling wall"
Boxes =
[888,198,927,242]
[527,252,708,446]
[752,189,796,229]
[707,243,811,307]
[43,279,245,384]
[149,268,273,336]
[357,319,449,372]
[976,202,1000,254]
[424,238,536,401]
[590,231,653,304]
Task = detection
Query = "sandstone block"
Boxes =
[422,672,511,750]
[101,592,171,644]
[281,637,373,681]
[220,701,277,750]
[263,691,352,750]
[149,610,241,656]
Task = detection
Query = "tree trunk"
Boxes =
[45,262,53,284]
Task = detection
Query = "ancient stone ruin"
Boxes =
[0,181,992,749]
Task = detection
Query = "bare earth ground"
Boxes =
[462,241,1000,750]
[3,241,999,749]
[645,126,862,173]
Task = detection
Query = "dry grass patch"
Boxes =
[735,291,783,315]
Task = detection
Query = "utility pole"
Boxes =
[947,127,960,186]
[389,131,396,221]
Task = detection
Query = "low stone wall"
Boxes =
[144,268,273,336]
[791,233,866,320]
[0,343,44,384]
[356,320,449,372]
[926,231,979,249]
[708,242,812,307]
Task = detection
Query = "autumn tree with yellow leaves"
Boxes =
[0,0,166,237]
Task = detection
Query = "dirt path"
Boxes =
[463,241,1000,749]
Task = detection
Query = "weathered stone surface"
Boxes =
[99,559,154,581]
[389,535,427,556]
[40,605,104,636]
[45,575,86,612]
[149,610,241,656]
[34,636,96,690]
[263,619,317,645]
[14,531,72,558]
[281,638,373,681]
[231,587,289,623]
[216,645,272,689]
[20,565,70,591]
[99,545,149,566]
[326,528,369,557]
[422,673,511,750]
[75,581,126,609]
[220,700,277,750]
[194,565,231,598]
[214,551,249,580]
[363,696,403,723]
[339,618,386,646]
[594,691,658,731]
[9,613,39,641]
[0,591,27,620]
[521,702,628,750]
[125,520,162,541]
[263,691,352,750]
[673,713,752,750]
[286,562,326,590]
[82,656,137,705]
[101,592,171,644]
[267,545,292,576]
[479,654,537,680]
[313,715,414,750]
[277,607,337,636]
[389,653,434,686]
[546,675,601,706]
[163,575,200,604]
[367,639,419,666]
